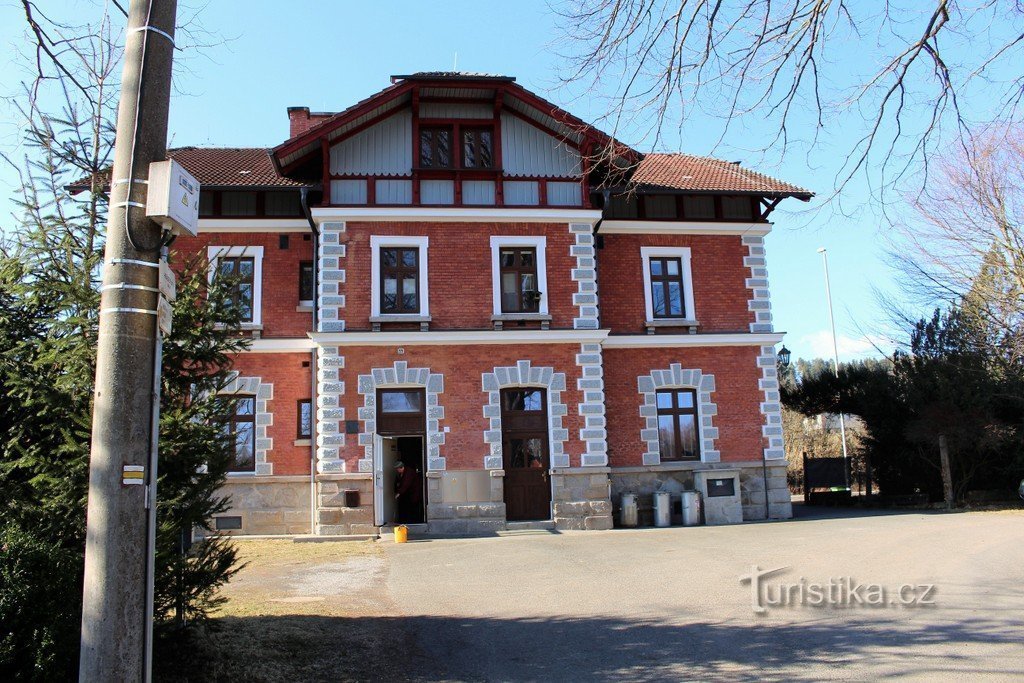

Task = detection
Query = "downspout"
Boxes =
[301,186,320,535]
[591,189,610,330]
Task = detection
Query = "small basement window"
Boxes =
[215,516,243,530]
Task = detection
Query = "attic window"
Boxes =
[420,127,452,168]
[462,127,493,168]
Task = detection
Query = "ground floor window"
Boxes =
[656,388,700,461]
[225,395,256,472]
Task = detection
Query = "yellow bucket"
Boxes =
[394,525,408,543]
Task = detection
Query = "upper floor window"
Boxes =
[649,257,685,318]
[370,236,430,318]
[656,389,700,461]
[299,261,314,305]
[462,127,493,169]
[500,247,539,313]
[640,247,695,323]
[208,246,264,327]
[490,236,548,317]
[225,395,256,473]
[420,127,452,168]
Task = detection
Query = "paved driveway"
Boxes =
[384,507,1024,681]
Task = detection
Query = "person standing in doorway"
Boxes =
[394,460,422,524]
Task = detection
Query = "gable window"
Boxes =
[370,236,430,318]
[462,128,493,169]
[640,247,695,324]
[208,246,264,327]
[490,236,548,317]
[299,261,314,305]
[420,127,452,168]
[656,389,700,461]
[297,399,312,439]
[225,395,256,473]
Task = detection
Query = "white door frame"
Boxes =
[373,434,385,526]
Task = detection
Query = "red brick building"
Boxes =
[171,72,811,535]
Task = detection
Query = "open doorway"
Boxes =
[373,435,426,526]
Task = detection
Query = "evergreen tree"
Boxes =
[0,20,245,681]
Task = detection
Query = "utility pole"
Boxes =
[817,247,850,490]
[80,2,177,682]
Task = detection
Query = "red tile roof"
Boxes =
[67,147,310,192]
[631,153,811,198]
[166,147,309,188]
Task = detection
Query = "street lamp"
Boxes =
[777,345,791,368]
[817,247,850,488]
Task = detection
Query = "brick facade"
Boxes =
[173,231,314,338]
[604,346,765,468]
[230,352,313,476]
[598,233,755,334]
[338,222,580,330]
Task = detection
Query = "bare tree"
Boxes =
[555,1,1024,199]
[889,124,1024,362]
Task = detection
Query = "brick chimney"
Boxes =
[287,106,334,138]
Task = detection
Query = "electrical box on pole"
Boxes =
[146,159,200,236]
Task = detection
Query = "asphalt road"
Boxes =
[384,506,1024,681]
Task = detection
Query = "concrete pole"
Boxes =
[80,2,177,682]
[817,247,850,488]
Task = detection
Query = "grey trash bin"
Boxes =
[653,491,671,527]
[620,493,638,528]
[681,490,702,526]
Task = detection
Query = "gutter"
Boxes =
[300,186,320,536]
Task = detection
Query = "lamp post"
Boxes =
[817,247,850,488]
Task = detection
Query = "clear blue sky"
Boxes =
[0,0,921,361]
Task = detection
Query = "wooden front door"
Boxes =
[501,388,551,521]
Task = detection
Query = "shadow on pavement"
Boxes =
[161,611,1024,682]
[789,501,950,522]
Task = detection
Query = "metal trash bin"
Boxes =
[681,490,703,526]
[620,493,638,528]
[653,491,671,527]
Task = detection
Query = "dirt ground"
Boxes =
[155,539,413,682]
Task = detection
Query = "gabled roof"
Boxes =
[630,153,812,199]
[271,74,634,173]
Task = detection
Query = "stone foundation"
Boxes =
[551,468,613,530]
[610,460,793,525]
[739,463,792,521]
[216,476,312,535]
[317,473,376,535]
[424,469,508,534]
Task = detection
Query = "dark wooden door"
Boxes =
[501,389,551,521]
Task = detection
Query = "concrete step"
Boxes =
[503,520,556,532]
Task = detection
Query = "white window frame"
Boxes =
[640,246,696,324]
[490,235,549,316]
[370,235,430,318]
[208,245,264,327]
